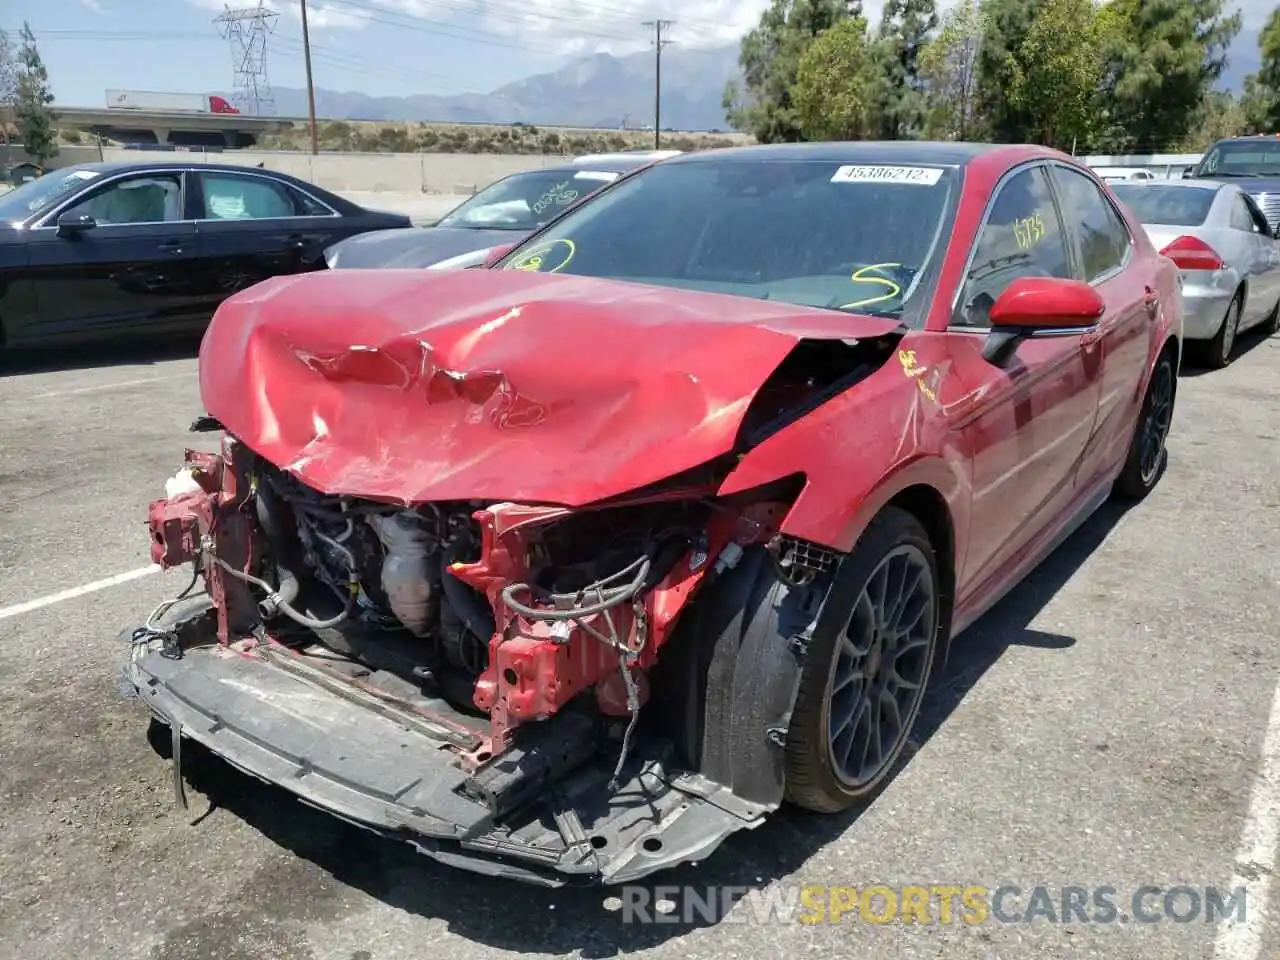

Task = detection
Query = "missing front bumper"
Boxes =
[122,639,771,886]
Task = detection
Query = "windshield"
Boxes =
[1193,140,1280,178]
[0,167,103,224]
[497,158,959,319]
[1110,183,1216,226]
[436,168,622,231]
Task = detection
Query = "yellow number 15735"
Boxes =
[1013,212,1045,250]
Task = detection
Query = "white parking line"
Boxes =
[1213,677,1280,960]
[0,565,160,622]
[29,373,194,400]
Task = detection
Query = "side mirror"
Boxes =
[982,277,1104,366]
[482,243,516,268]
[56,212,96,237]
[1181,167,1195,179]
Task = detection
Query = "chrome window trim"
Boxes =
[947,159,1133,334]
[195,168,341,220]
[30,168,192,230]
[30,166,342,230]
[946,160,1064,331]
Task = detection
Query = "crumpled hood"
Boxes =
[199,268,900,506]
[325,225,522,269]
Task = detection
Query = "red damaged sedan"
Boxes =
[127,142,1182,885]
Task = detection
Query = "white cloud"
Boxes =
[80,0,105,11]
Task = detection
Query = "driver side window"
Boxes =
[954,166,1071,328]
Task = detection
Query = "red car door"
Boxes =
[945,163,1104,611]
[1046,162,1152,489]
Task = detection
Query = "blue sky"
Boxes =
[2,0,766,106]
[3,0,1264,109]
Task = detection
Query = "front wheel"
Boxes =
[1113,349,1175,500]
[784,507,942,813]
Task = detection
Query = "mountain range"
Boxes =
[252,25,1262,131]
[258,43,742,130]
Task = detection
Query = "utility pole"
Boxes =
[642,19,673,150]
[299,0,318,155]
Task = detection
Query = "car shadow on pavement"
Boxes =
[1178,327,1275,378]
[0,335,202,377]
[172,499,1134,956]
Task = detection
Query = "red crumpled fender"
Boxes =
[717,332,972,559]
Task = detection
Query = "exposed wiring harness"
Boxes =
[128,562,202,661]
[498,530,694,789]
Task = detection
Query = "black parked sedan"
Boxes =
[0,161,411,349]
[322,154,665,270]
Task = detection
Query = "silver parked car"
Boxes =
[1111,179,1280,367]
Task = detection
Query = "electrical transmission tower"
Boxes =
[641,19,674,149]
[215,2,279,116]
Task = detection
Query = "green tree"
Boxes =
[1005,0,1108,150]
[865,0,939,138]
[919,0,988,139]
[1103,0,1241,153]
[723,0,856,142]
[793,16,877,139]
[974,0,1047,143]
[0,29,16,144]
[15,22,57,164]
[1241,7,1280,133]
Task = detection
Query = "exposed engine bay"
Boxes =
[128,329,891,884]
[142,432,826,781]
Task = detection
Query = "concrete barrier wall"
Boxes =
[1,144,564,195]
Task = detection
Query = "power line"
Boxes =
[642,19,674,149]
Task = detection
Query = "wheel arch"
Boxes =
[882,483,957,657]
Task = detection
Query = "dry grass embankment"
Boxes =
[256,119,753,155]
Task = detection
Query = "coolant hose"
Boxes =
[210,555,352,629]
[441,544,496,641]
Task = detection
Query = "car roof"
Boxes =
[537,157,656,174]
[51,160,298,177]
[1111,179,1224,192]
[663,140,1029,167]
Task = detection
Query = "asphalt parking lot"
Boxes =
[1,327,1279,960]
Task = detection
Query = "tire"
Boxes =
[784,507,942,813]
[1113,347,1176,500]
[1202,293,1242,369]
[1262,299,1280,337]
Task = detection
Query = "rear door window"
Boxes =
[199,173,298,220]
[1050,166,1132,283]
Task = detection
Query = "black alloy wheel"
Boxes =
[1114,349,1175,499]
[826,544,936,790]
[784,507,942,813]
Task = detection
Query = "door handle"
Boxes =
[1143,285,1159,315]
[157,239,185,254]
[284,234,307,250]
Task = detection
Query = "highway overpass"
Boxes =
[53,106,293,148]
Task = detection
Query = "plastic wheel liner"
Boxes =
[123,635,774,887]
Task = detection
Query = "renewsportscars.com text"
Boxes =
[612,884,1248,926]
